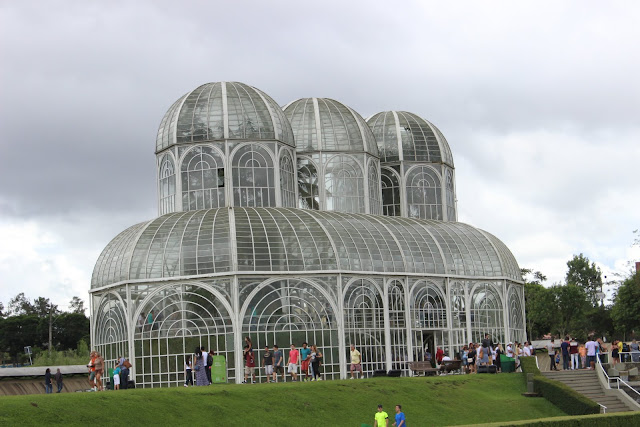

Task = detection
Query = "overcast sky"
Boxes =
[1,0,638,310]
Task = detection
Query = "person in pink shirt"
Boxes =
[288,344,300,382]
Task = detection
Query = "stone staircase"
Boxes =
[542,369,634,413]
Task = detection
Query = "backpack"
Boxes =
[123,359,132,369]
[622,343,629,352]
[207,353,213,367]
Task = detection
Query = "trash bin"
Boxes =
[500,354,515,373]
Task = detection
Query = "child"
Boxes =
[113,364,121,390]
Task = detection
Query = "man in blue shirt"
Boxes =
[560,336,570,370]
[393,404,406,427]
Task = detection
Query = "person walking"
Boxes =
[273,345,284,382]
[374,404,389,427]
[300,342,311,382]
[54,368,63,393]
[350,344,363,379]
[311,345,322,381]
[184,356,193,387]
[392,405,406,427]
[547,339,558,371]
[94,352,104,391]
[561,336,571,370]
[262,345,273,383]
[288,344,299,382]
[194,348,208,386]
[44,368,53,394]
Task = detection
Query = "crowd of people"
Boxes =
[185,337,350,386]
[85,351,131,391]
[546,336,640,371]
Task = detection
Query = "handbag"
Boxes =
[195,364,201,371]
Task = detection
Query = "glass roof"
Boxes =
[283,98,379,157]
[156,82,294,153]
[366,111,454,166]
[92,208,522,289]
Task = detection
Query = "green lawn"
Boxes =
[0,374,565,426]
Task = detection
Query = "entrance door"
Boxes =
[412,330,448,364]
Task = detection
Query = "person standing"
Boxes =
[374,404,389,427]
[44,368,53,394]
[262,346,273,383]
[570,339,579,369]
[631,339,640,363]
[392,405,406,427]
[300,342,311,382]
[113,363,121,390]
[54,368,63,393]
[481,334,494,364]
[87,351,97,390]
[611,340,620,366]
[560,337,570,370]
[207,350,214,385]
[350,344,363,379]
[585,337,598,370]
[243,345,256,384]
[494,344,503,373]
[194,348,207,386]
[288,344,299,382]
[184,356,193,387]
[94,352,104,391]
[273,345,284,382]
[547,339,558,371]
[120,358,131,390]
[578,342,587,369]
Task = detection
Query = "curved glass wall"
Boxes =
[297,156,320,210]
[367,162,382,215]
[324,155,365,213]
[381,168,401,217]
[279,149,296,208]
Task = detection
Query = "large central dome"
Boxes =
[156,82,294,153]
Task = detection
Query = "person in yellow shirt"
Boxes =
[350,344,363,379]
[374,404,389,427]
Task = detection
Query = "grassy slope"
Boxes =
[0,375,565,426]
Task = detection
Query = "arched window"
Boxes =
[381,168,401,216]
[406,166,442,220]
[368,162,382,215]
[232,144,275,207]
[279,150,296,208]
[325,155,364,213]
[388,281,408,371]
[241,279,339,381]
[471,283,504,345]
[343,280,385,373]
[508,286,525,344]
[297,156,319,210]
[411,282,446,329]
[159,155,176,215]
[445,168,456,221]
[181,146,225,210]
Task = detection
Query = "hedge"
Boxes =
[466,411,640,426]
[519,356,599,416]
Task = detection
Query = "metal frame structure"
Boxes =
[90,81,526,388]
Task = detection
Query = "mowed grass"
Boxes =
[0,374,565,426]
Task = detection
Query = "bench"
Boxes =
[408,361,439,376]
[439,359,463,374]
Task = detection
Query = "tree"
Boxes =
[0,302,4,318]
[611,271,640,340]
[7,293,36,316]
[550,284,590,338]
[566,253,603,307]
[69,296,86,315]
[33,297,58,317]
[522,268,553,339]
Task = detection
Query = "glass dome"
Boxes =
[91,207,522,289]
[156,82,294,153]
[283,98,379,157]
[367,111,453,166]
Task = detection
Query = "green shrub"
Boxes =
[481,411,640,426]
[518,356,599,416]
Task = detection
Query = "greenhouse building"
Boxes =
[90,81,526,387]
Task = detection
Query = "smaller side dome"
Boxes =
[283,98,379,157]
[156,82,294,153]
[367,111,453,166]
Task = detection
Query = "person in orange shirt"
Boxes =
[87,351,97,390]
[578,342,587,370]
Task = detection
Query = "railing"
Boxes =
[597,354,640,402]
[598,403,607,414]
